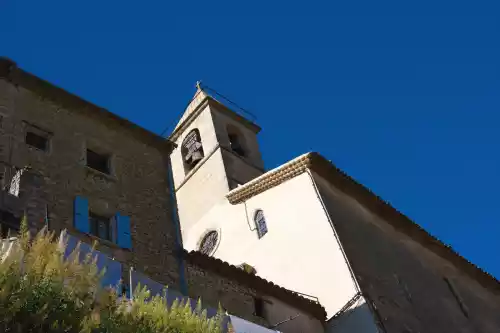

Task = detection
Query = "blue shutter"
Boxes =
[74,196,89,233]
[116,213,131,249]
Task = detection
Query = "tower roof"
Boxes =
[174,84,209,133]
[170,83,260,141]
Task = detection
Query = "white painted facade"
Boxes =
[170,88,379,332]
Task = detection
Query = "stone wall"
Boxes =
[186,262,267,326]
[314,171,500,333]
[185,256,326,333]
[0,75,180,289]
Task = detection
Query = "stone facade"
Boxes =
[313,169,500,333]
[0,59,180,288]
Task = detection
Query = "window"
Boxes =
[228,133,245,157]
[26,131,49,151]
[227,125,246,157]
[181,129,204,173]
[254,210,268,239]
[8,168,25,197]
[87,149,110,174]
[199,230,218,255]
[74,196,132,249]
[254,297,265,318]
[89,212,112,241]
[0,210,20,238]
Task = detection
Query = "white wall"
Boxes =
[171,104,232,237]
[183,172,359,319]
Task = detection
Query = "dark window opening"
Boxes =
[26,131,48,151]
[87,149,110,174]
[228,133,245,157]
[181,129,204,173]
[90,212,111,241]
[0,210,20,238]
[254,297,265,318]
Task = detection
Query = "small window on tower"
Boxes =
[182,129,204,174]
[227,125,246,157]
[254,209,268,239]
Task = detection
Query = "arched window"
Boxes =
[227,125,246,157]
[199,230,219,255]
[8,167,27,197]
[181,129,204,174]
[254,210,268,239]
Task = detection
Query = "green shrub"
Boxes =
[0,229,224,333]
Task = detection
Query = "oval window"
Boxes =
[199,230,219,255]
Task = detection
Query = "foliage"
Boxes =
[0,229,224,333]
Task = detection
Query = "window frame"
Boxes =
[197,229,220,256]
[89,211,112,242]
[181,129,204,174]
[226,125,246,157]
[253,297,265,318]
[23,122,51,152]
[86,148,112,175]
[254,209,268,239]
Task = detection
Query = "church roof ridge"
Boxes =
[226,152,500,294]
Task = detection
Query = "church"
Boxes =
[169,84,500,333]
[0,57,499,333]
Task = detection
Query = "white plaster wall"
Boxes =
[176,149,229,238]
[183,172,359,319]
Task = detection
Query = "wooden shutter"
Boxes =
[74,196,90,233]
[116,213,131,249]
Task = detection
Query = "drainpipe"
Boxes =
[167,157,188,295]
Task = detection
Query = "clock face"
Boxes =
[199,230,218,255]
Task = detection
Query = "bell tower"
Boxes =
[169,83,264,238]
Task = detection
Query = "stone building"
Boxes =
[0,57,180,289]
[0,58,326,333]
[170,85,500,332]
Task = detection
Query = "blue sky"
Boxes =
[2,1,499,278]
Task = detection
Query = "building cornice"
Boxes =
[227,152,500,294]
